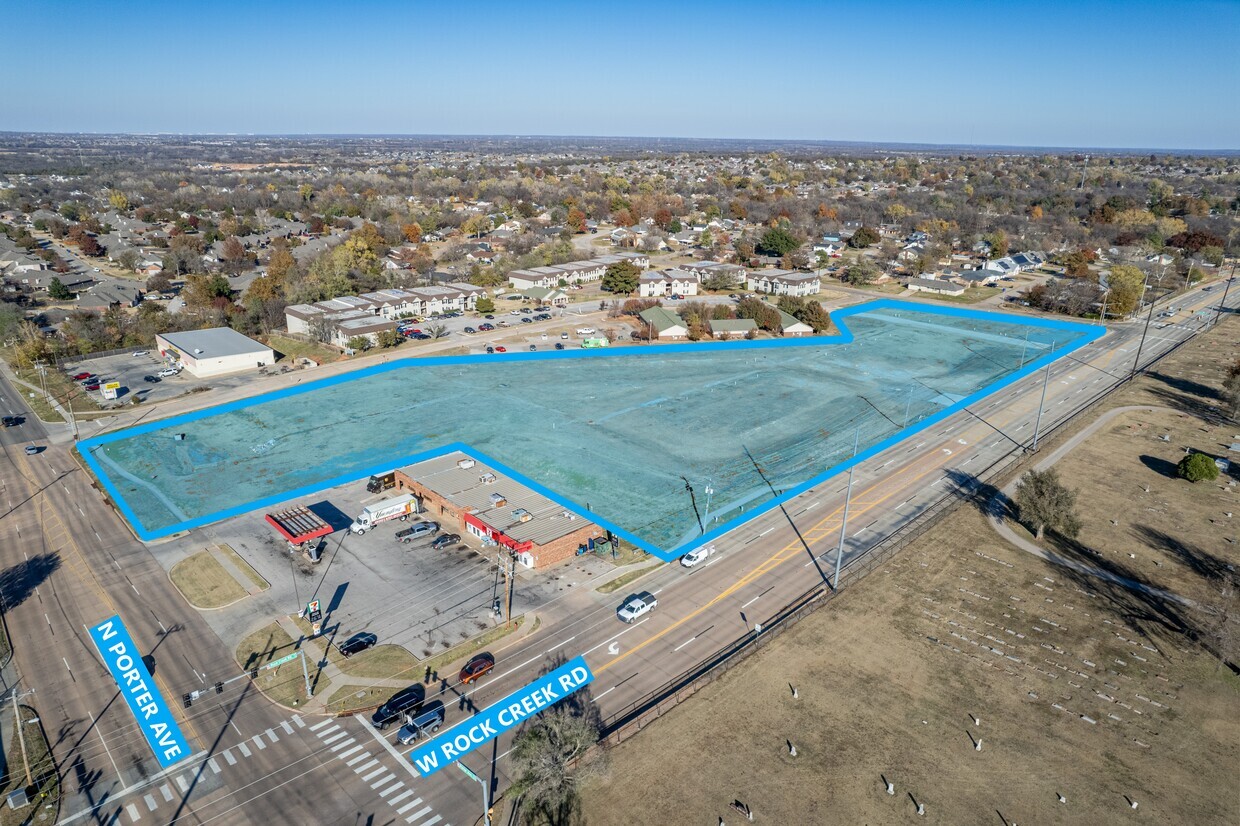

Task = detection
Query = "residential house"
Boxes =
[811,242,845,259]
[709,318,757,339]
[520,287,569,307]
[746,269,821,297]
[78,281,143,310]
[679,261,746,288]
[637,306,689,340]
[906,277,965,297]
[776,310,813,337]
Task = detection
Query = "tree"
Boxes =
[47,277,72,301]
[843,257,878,285]
[757,227,799,257]
[1178,452,1220,483]
[1014,468,1081,540]
[566,207,586,234]
[848,226,880,248]
[117,249,140,273]
[796,300,832,332]
[426,323,448,339]
[267,246,296,283]
[400,221,423,244]
[475,295,495,314]
[375,330,403,349]
[602,261,640,294]
[1106,264,1146,316]
[182,274,232,310]
[460,213,491,238]
[509,691,606,824]
[220,236,249,275]
[345,335,369,352]
[736,297,781,332]
[107,190,130,211]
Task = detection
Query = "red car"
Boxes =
[494,346,507,353]
[459,652,495,685]
[83,381,101,391]
[71,372,93,381]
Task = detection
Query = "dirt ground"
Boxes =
[579,316,1240,825]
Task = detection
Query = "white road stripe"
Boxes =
[237,742,251,757]
[354,759,380,775]
[292,716,305,728]
[371,772,396,789]
[321,730,349,745]
[309,718,333,731]
[281,720,295,734]
[406,805,433,823]
[265,727,279,743]
[379,781,405,798]
[315,724,341,739]
[346,752,372,767]
[362,766,387,782]
[396,798,424,815]
[127,803,140,822]
[144,795,157,812]
[330,737,358,753]
[175,774,189,792]
[160,785,174,802]
[335,744,363,760]
[389,790,416,806]
[223,751,237,766]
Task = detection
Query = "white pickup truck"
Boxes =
[576,327,596,335]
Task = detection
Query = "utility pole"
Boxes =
[496,552,515,629]
[1130,270,1160,380]
[833,428,860,591]
[300,648,312,699]
[1213,262,1236,327]
[1030,342,1056,452]
[10,687,36,787]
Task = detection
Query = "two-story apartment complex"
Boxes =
[638,268,700,297]
[507,252,649,290]
[745,269,821,297]
[285,282,484,346]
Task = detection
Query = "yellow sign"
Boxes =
[102,381,121,400]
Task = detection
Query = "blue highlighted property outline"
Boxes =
[76,300,1102,560]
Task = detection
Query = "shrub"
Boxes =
[1178,452,1220,483]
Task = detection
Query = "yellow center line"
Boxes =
[595,445,952,675]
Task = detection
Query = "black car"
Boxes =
[430,533,461,550]
[1,416,19,428]
[520,317,532,324]
[338,632,378,658]
[371,684,425,730]
[484,314,495,319]
[143,375,160,383]
[463,326,476,334]
[485,346,495,354]
[554,342,565,350]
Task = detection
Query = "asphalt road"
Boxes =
[0,383,470,824]
[0,282,1229,826]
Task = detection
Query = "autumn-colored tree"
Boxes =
[1106,264,1146,316]
[460,213,491,238]
[267,247,296,283]
[108,190,130,211]
[220,236,249,274]
[401,221,423,244]
[653,208,673,231]
[728,200,747,220]
[612,208,636,228]
[817,203,838,221]
[68,226,104,257]
[1029,205,1044,220]
[298,184,314,203]
[566,207,587,234]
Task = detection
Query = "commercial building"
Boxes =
[155,328,275,377]
[392,452,606,569]
[637,306,689,340]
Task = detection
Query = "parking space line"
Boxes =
[144,795,157,812]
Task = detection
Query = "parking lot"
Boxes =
[61,350,271,408]
[183,472,622,663]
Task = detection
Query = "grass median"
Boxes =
[235,623,315,708]
[596,562,662,594]
[170,550,248,609]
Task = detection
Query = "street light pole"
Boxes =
[1213,262,1236,328]
[833,428,860,591]
[1030,342,1056,453]
[1129,275,1160,381]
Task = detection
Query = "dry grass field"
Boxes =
[579,315,1240,825]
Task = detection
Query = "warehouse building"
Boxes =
[393,452,607,569]
[155,328,274,378]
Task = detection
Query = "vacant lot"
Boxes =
[581,316,1240,825]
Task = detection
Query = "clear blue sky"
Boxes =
[6,0,1238,150]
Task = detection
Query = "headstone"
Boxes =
[886,782,895,796]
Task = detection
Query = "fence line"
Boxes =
[598,314,1219,745]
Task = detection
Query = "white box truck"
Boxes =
[350,493,419,534]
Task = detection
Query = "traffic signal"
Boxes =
[182,693,192,709]
[249,667,258,679]
[214,682,224,695]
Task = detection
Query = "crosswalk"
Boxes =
[87,714,451,825]
[303,715,450,826]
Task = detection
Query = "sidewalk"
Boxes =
[985,403,1192,607]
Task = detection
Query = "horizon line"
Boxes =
[0,129,1235,156]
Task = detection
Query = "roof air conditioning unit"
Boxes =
[479,472,496,484]
[489,492,507,507]
[457,458,476,469]
[513,508,531,522]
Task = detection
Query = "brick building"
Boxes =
[393,452,606,569]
